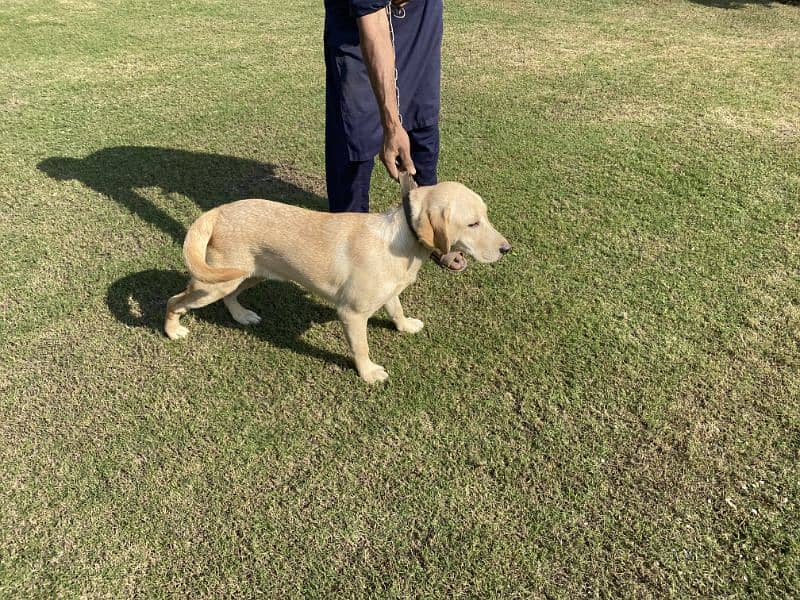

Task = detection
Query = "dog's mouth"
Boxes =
[453,242,502,264]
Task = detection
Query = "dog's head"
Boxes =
[401,174,511,263]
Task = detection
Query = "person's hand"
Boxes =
[391,0,410,7]
[380,123,416,180]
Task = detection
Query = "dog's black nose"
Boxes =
[500,242,512,255]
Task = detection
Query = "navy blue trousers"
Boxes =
[324,0,443,213]
[326,124,439,213]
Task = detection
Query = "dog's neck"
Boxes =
[380,187,474,273]
[382,206,430,263]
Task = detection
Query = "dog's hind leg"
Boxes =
[223,277,264,325]
[165,277,244,339]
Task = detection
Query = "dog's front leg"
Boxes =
[338,308,388,384]
[384,295,424,333]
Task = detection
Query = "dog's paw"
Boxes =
[232,309,262,326]
[398,318,424,334]
[166,325,189,340]
[359,363,389,384]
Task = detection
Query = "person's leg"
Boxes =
[408,124,440,186]
[324,18,375,213]
[326,151,374,213]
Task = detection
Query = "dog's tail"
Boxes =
[183,209,248,284]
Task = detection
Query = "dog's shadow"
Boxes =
[41,146,395,369]
[107,269,394,369]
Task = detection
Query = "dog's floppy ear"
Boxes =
[417,202,452,256]
[403,175,451,255]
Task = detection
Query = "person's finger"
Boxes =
[399,146,416,176]
[383,151,400,180]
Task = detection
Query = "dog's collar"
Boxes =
[401,186,421,243]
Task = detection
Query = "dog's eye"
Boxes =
[468,221,480,228]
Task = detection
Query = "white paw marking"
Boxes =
[399,318,424,334]
[232,309,262,326]
[360,363,389,384]
[167,325,189,340]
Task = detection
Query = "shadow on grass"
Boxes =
[688,0,797,7]
[37,146,327,243]
[106,269,394,369]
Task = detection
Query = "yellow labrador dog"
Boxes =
[165,174,511,383]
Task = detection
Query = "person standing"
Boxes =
[324,0,443,212]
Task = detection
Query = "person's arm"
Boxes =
[356,7,416,179]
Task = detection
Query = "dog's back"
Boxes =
[197,199,384,300]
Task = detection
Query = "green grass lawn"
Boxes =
[1,0,799,596]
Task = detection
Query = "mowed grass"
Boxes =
[1,0,799,596]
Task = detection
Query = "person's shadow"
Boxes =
[37,145,328,242]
